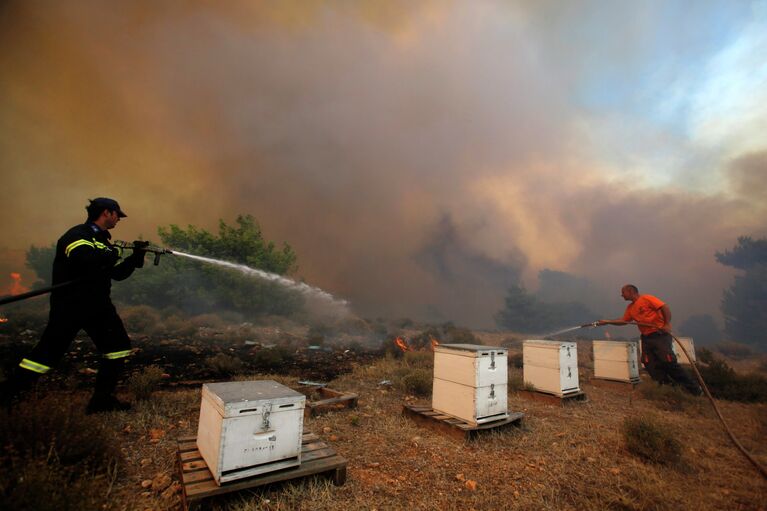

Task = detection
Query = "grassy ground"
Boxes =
[3,347,767,510]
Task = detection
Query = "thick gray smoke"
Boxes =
[1,1,765,327]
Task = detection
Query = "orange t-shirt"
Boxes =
[622,294,667,335]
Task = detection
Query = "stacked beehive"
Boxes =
[432,344,509,425]
[592,340,640,383]
[523,340,581,396]
[672,336,696,365]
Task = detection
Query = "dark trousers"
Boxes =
[641,332,699,394]
[15,301,131,401]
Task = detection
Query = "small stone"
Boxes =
[322,426,332,434]
[465,480,478,491]
[329,434,339,442]
[368,462,380,468]
[140,479,153,488]
[455,473,465,482]
[610,467,621,475]
[140,458,152,467]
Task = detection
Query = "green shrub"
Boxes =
[622,415,682,465]
[399,368,432,397]
[127,364,165,401]
[697,348,767,402]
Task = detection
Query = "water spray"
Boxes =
[172,251,349,312]
[546,320,767,479]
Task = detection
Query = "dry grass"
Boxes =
[4,352,767,510]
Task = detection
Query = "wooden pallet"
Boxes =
[296,386,359,418]
[589,377,640,391]
[402,404,524,441]
[517,389,588,406]
[177,432,347,511]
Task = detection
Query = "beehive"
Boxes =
[197,380,305,484]
[672,336,696,365]
[592,340,640,383]
[432,344,508,425]
[523,340,580,396]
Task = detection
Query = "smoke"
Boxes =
[1,1,765,327]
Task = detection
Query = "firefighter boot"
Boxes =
[86,358,131,414]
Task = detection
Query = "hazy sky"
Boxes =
[1,1,765,327]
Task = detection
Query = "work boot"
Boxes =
[86,395,132,414]
[87,357,130,414]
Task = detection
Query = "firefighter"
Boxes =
[597,284,701,395]
[3,198,148,413]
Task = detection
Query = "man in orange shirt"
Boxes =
[598,284,701,395]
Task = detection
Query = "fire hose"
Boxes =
[578,320,767,479]
[0,243,172,307]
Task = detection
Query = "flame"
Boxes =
[0,317,8,323]
[430,336,440,351]
[6,272,29,296]
[394,336,410,352]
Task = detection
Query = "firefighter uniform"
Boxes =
[16,221,145,411]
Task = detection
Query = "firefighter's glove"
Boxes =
[130,240,150,268]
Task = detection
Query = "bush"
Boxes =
[712,342,753,360]
[205,353,244,376]
[696,349,767,402]
[507,371,524,391]
[622,415,682,465]
[127,365,165,401]
[252,346,293,369]
[399,369,432,397]
[120,305,161,334]
[508,352,523,369]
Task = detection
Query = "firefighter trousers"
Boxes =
[641,332,700,395]
[16,301,132,400]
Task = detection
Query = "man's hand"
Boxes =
[130,240,150,268]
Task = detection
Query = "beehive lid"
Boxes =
[524,339,575,349]
[202,380,305,418]
[434,343,506,357]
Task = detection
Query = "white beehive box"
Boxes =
[672,336,696,365]
[593,340,640,383]
[197,380,305,484]
[432,344,508,425]
[523,340,580,396]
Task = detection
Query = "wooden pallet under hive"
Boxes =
[177,432,347,510]
[402,404,524,441]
